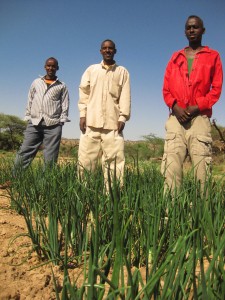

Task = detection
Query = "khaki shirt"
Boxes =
[78,61,131,130]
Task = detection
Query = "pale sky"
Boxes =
[0,0,224,140]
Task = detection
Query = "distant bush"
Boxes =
[0,113,26,150]
[125,133,164,163]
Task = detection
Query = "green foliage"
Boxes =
[59,143,78,158]
[142,133,164,157]
[2,159,225,299]
[0,113,26,150]
[125,141,152,162]
[125,133,164,163]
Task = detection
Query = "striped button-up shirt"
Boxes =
[24,76,70,126]
[78,61,131,130]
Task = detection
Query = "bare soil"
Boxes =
[0,189,66,300]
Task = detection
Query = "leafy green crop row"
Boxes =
[1,158,225,299]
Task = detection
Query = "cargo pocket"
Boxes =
[193,135,212,156]
[164,132,179,154]
[161,153,167,176]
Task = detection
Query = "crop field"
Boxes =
[0,157,225,300]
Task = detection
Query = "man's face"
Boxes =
[100,41,116,64]
[185,17,205,43]
[45,59,58,78]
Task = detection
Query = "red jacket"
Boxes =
[163,46,223,117]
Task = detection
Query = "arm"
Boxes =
[78,68,91,133]
[60,85,70,123]
[118,70,131,132]
[163,61,190,123]
[163,56,195,124]
[163,59,177,109]
[195,53,223,111]
[24,83,35,121]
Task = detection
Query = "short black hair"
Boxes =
[186,15,204,28]
[45,57,59,66]
[101,39,116,49]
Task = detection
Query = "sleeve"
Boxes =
[162,58,177,109]
[24,82,35,121]
[78,68,91,118]
[196,53,223,111]
[118,70,131,123]
[60,85,70,123]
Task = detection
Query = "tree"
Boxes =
[142,133,164,157]
[0,113,26,150]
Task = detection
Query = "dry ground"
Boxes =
[0,189,66,300]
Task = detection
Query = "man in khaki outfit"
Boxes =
[78,39,131,186]
[161,15,223,193]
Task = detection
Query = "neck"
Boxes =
[45,75,56,80]
[104,59,115,66]
[189,42,202,51]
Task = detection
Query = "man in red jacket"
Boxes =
[161,15,223,193]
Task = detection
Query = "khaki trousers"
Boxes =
[161,115,212,192]
[78,127,125,186]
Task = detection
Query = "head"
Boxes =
[100,39,117,65]
[44,57,59,79]
[185,15,205,45]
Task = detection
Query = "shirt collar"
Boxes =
[173,46,211,63]
[40,75,59,83]
[182,46,210,55]
[100,60,116,70]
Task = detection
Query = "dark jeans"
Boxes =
[14,121,62,170]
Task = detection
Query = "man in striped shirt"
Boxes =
[14,57,70,170]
